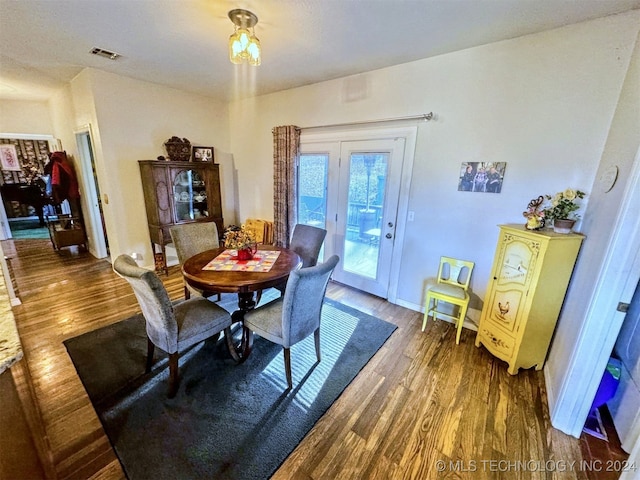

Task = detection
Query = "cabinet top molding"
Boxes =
[499,224,585,239]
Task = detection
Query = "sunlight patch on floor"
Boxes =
[261,303,357,409]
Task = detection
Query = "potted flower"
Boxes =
[543,188,586,234]
[223,224,257,260]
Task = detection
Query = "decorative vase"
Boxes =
[164,136,191,162]
[236,247,255,261]
[553,218,576,234]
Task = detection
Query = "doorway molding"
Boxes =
[74,125,108,259]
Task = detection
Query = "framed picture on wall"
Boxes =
[458,161,507,193]
[0,144,22,171]
[192,146,214,163]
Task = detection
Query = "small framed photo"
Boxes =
[192,146,214,163]
[458,161,507,194]
[0,144,22,171]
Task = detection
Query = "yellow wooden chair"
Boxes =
[422,256,475,344]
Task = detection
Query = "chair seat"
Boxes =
[174,297,232,350]
[427,282,467,300]
[243,298,284,345]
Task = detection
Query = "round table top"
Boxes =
[182,245,302,294]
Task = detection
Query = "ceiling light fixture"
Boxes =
[228,9,261,66]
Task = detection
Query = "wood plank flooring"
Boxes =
[1,238,627,479]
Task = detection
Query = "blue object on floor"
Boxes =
[590,357,622,410]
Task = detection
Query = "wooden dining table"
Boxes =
[182,245,302,361]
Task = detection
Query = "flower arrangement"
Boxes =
[543,188,586,221]
[223,224,256,250]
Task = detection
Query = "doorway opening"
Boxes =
[75,128,109,258]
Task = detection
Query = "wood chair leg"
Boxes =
[168,352,179,398]
[422,294,431,331]
[456,303,469,345]
[184,284,191,300]
[283,348,292,389]
[146,338,155,373]
[314,328,321,363]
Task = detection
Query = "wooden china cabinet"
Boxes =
[138,160,223,274]
[475,224,584,374]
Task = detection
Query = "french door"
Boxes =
[298,130,414,298]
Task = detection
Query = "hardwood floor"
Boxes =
[2,238,628,479]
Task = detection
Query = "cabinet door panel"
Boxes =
[485,234,540,334]
[485,288,524,334]
[155,180,172,225]
[496,235,539,286]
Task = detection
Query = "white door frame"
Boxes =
[548,147,640,461]
[300,125,417,303]
[74,125,108,258]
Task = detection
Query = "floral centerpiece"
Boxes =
[223,224,257,260]
[543,188,586,233]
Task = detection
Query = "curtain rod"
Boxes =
[301,112,434,130]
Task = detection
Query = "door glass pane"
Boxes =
[174,170,208,222]
[298,154,328,228]
[344,153,388,279]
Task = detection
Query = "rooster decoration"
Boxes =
[498,301,510,318]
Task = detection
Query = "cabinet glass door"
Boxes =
[173,170,208,222]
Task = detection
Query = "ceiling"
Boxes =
[1,0,639,103]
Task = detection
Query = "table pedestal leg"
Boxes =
[226,291,256,362]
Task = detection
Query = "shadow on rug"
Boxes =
[64,291,396,479]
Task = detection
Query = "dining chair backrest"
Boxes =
[281,254,339,347]
[113,254,178,353]
[170,222,220,265]
[289,224,327,268]
[436,256,474,292]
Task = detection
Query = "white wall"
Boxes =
[546,26,640,436]
[0,99,53,134]
[229,11,640,313]
[66,68,232,265]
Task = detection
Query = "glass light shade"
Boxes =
[247,35,261,66]
[229,33,243,64]
[228,26,261,65]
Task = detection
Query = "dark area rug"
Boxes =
[64,291,396,480]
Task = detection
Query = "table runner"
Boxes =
[203,249,281,272]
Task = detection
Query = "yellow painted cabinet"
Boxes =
[475,224,584,374]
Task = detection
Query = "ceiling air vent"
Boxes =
[90,47,121,60]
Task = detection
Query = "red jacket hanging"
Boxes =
[46,151,79,204]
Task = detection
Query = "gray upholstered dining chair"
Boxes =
[243,255,339,389]
[170,221,221,301]
[255,223,328,304]
[113,254,233,398]
[273,223,327,296]
[289,223,327,268]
